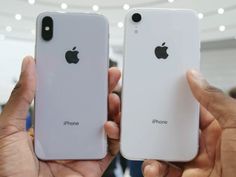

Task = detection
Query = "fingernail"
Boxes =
[189,69,202,78]
[189,70,205,84]
[21,58,29,72]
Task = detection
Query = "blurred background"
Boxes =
[0,0,236,176]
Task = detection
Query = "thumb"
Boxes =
[0,56,36,131]
[187,70,236,128]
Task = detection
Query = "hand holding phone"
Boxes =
[0,56,122,176]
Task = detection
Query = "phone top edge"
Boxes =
[127,7,198,13]
[126,8,198,18]
[36,11,109,23]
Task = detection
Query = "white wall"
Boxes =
[201,48,236,93]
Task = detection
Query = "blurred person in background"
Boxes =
[129,161,143,177]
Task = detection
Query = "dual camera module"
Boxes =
[42,16,53,41]
[41,13,141,41]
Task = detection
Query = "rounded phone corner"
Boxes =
[97,150,107,160]
[97,14,109,25]
[120,142,141,161]
[124,8,138,22]
[92,141,107,160]
[87,13,109,29]
[183,9,199,20]
[120,142,129,159]
[36,12,51,22]
[187,9,198,17]
[181,146,199,162]
[35,147,47,161]
[126,8,138,14]
[34,139,48,161]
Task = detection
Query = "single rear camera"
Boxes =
[42,16,53,41]
[132,13,142,23]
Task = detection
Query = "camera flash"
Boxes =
[45,26,50,31]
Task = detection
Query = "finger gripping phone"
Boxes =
[34,12,109,160]
[121,8,200,162]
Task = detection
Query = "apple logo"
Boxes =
[65,46,80,64]
[155,42,169,59]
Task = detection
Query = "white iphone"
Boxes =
[121,9,200,161]
[34,12,109,160]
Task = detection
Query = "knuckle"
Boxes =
[11,82,22,96]
[108,140,119,156]
[0,125,18,139]
[204,84,223,95]
[11,80,34,105]
[203,84,235,126]
[23,55,33,60]
[203,85,224,109]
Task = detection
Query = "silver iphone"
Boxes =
[35,12,109,160]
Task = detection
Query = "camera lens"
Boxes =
[132,13,142,23]
[42,16,53,41]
